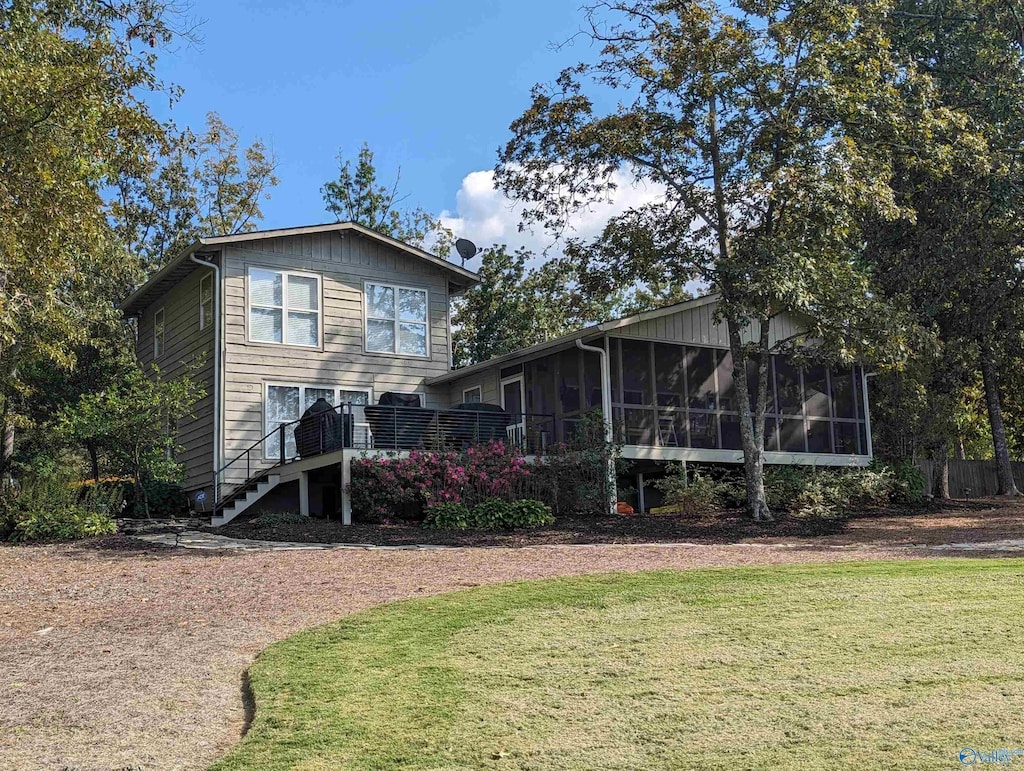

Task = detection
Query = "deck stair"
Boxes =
[211,474,280,526]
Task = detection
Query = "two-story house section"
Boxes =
[122,221,872,524]
[120,222,480,517]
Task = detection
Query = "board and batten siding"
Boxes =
[612,303,802,348]
[135,267,216,491]
[220,230,454,485]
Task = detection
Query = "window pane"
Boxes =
[287,275,319,311]
[807,419,832,452]
[623,408,655,445]
[583,349,602,409]
[654,343,685,407]
[201,303,213,329]
[398,322,428,355]
[610,338,621,403]
[717,351,738,413]
[834,421,860,454]
[463,387,482,404]
[305,388,334,410]
[266,386,300,459]
[367,284,395,319]
[338,390,369,405]
[557,349,581,414]
[775,358,802,415]
[367,319,395,352]
[250,269,282,307]
[831,369,857,419]
[653,411,685,447]
[398,288,427,322]
[721,414,742,449]
[688,412,718,449]
[687,347,717,410]
[250,307,283,343]
[287,311,319,346]
[765,417,780,451]
[804,365,830,418]
[200,277,213,304]
[779,418,806,452]
[525,358,555,415]
[620,339,652,406]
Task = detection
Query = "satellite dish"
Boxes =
[455,238,481,265]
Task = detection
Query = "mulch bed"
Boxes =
[208,500,969,547]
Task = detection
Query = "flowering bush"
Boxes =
[349,441,532,522]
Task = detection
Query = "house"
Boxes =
[121,221,872,524]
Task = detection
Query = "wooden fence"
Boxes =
[916,459,1024,498]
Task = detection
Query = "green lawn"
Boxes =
[211,560,1024,770]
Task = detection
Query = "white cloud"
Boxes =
[439,169,666,268]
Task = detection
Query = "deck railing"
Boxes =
[212,403,555,510]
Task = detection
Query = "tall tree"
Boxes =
[321,142,452,253]
[866,0,1024,494]
[496,0,905,519]
[112,112,279,272]
[0,0,194,475]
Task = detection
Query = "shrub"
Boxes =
[507,499,555,528]
[425,498,553,530]
[424,502,472,530]
[2,473,121,542]
[531,411,626,517]
[349,441,532,522]
[653,465,723,516]
[122,478,187,518]
[763,462,924,520]
[11,507,117,542]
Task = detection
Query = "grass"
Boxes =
[211,560,1024,770]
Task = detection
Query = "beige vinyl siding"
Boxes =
[221,230,453,485]
[136,267,216,491]
[612,302,803,348]
[446,369,503,408]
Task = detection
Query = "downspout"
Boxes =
[576,338,617,515]
[190,253,222,506]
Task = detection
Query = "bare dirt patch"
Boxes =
[0,500,1020,770]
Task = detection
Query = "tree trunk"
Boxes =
[955,437,966,460]
[932,438,950,499]
[87,442,100,483]
[727,315,773,521]
[979,346,1020,496]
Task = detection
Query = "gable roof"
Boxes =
[426,292,720,386]
[120,221,480,316]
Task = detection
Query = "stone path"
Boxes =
[136,529,1024,553]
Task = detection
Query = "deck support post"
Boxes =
[299,471,310,517]
[340,450,352,526]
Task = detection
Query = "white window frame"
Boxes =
[462,385,483,404]
[363,281,430,358]
[247,266,323,348]
[153,307,165,358]
[263,383,373,459]
[199,273,213,331]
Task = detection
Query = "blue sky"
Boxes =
[153,1,599,237]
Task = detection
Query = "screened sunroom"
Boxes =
[493,337,869,460]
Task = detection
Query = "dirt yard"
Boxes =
[1,500,1021,771]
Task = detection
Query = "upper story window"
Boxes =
[248,267,321,347]
[199,274,213,331]
[365,282,428,357]
[153,307,165,358]
[463,385,482,403]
